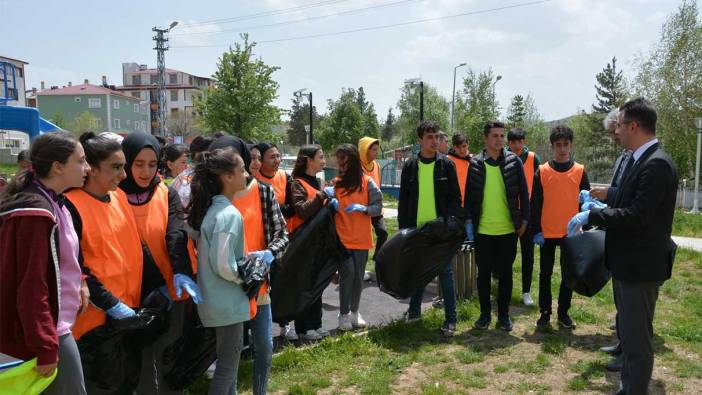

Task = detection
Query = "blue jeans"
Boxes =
[409,257,457,324]
[249,304,272,395]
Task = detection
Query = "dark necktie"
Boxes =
[619,156,635,184]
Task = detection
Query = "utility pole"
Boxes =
[692,117,702,213]
[451,62,467,133]
[152,21,178,136]
[295,89,314,144]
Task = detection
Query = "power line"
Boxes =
[170,0,420,37]
[171,0,551,48]
[177,0,352,28]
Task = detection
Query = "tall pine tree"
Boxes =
[381,108,397,141]
[506,94,527,128]
[593,56,627,113]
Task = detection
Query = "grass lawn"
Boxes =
[189,234,702,394]
[0,163,18,177]
[672,209,702,237]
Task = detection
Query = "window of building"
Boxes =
[91,119,102,129]
[170,90,178,101]
[189,76,193,85]
[88,98,101,108]
[6,88,17,100]
[113,99,120,109]
[169,73,178,84]
[134,103,139,112]
[113,119,120,129]
[126,119,131,126]
[150,74,157,85]
[17,68,23,78]
[132,75,141,85]
[171,108,179,114]
[131,91,141,98]
[74,97,82,103]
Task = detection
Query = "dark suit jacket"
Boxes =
[588,142,678,282]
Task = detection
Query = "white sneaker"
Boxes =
[338,314,353,331]
[315,327,330,337]
[363,271,372,281]
[350,311,367,328]
[523,293,534,306]
[300,329,322,340]
[282,324,298,340]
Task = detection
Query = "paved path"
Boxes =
[672,236,702,252]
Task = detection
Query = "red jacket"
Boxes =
[0,184,61,365]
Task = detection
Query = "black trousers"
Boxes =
[294,295,323,334]
[519,229,535,293]
[475,233,517,318]
[615,279,660,395]
[371,216,388,261]
[538,238,573,316]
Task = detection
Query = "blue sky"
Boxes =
[0,0,688,122]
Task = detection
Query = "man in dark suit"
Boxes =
[568,98,678,395]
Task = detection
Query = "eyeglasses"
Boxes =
[616,120,634,129]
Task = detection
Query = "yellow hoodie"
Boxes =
[358,137,380,173]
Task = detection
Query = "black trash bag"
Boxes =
[375,217,465,299]
[561,230,611,297]
[238,255,269,299]
[271,205,349,324]
[77,307,167,393]
[162,299,218,390]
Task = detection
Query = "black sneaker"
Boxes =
[404,310,420,323]
[536,312,551,329]
[497,316,513,332]
[558,314,576,329]
[441,321,457,337]
[473,314,491,330]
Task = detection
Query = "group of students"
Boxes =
[0,129,386,394]
[398,120,590,335]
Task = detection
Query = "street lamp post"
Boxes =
[491,75,502,117]
[451,62,467,133]
[692,117,702,213]
[404,78,424,123]
[152,20,179,136]
[294,89,313,144]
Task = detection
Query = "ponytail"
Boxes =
[186,148,242,231]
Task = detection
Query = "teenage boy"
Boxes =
[447,133,471,207]
[507,128,541,306]
[398,121,463,335]
[531,125,590,329]
[465,121,530,331]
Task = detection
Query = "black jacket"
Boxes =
[398,154,463,229]
[465,149,530,232]
[588,143,678,282]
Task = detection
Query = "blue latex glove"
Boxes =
[344,203,367,214]
[533,232,545,247]
[581,200,606,212]
[173,274,202,304]
[567,210,590,236]
[464,222,475,242]
[329,198,339,211]
[248,249,274,267]
[579,190,592,204]
[324,186,335,198]
[106,302,136,320]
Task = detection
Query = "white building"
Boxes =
[0,55,28,107]
[117,62,213,117]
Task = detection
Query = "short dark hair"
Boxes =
[154,135,167,146]
[620,97,656,134]
[483,121,505,136]
[79,132,122,167]
[189,135,214,158]
[507,128,526,141]
[416,121,439,139]
[549,125,574,144]
[17,150,29,163]
[438,131,448,141]
[452,133,467,146]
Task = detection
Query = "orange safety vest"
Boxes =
[523,151,536,198]
[335,175,373,250]
[363,161,381,189]
[540,162,584,238]
[130,183,189,301]
[66,189,143,340]
[232,179,267,318]
[447,154,470,207]
[287,177,319,233]
[255,169,287,207]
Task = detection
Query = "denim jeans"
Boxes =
[249,304,273,395]
[408,256,457,324]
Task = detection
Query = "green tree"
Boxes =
[317,88,379,151]
[287,94,317,146]
[632,0,702,176]
[196,33,282,140]
[506,94,527,129]
[51,112,67,129]
[520,94,550,160]
[381,108,398,142]
[593,56,628,113]
[70,111,98,135]
[454,68,500,148]
[396,82,449,144]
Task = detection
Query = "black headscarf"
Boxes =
[210,135,251,172]
[119,132,162,194]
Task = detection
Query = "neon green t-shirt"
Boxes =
[416,161,437,227]
[478,163,514,235]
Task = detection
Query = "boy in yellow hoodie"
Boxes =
[358,137,388,263]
